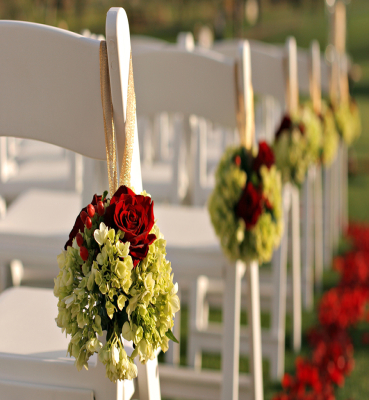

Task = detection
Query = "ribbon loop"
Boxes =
[99,41,137,195]
[119,53,136,188]
[99,41,118,196]
[236,45,255,151]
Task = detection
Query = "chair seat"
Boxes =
[0,189,81,266]
[0,286,77,361]
[9,158,70,185]
[155,205,218,248]
[142,162,172,184]
[16,140,66,163]
[154,205,226,280]
[1,158,74,202]
[0,287,135,400]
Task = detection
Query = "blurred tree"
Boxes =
[75,0,89,18]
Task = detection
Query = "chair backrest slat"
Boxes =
[213,39,285,105]
[133,49,238,129]
[0,21,105,160]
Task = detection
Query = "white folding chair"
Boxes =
[188,38,302,380]
[0,138,82,203]
[0,8,160,399]
[133,42,263,400]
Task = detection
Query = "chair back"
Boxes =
[213,39,286,105]
[297,41,330,98]
[133,48,238,129]
[0,8,141,192]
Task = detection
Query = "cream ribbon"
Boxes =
[236,65,255,150]
[285,56,299,115]
[309,43,322,115]
[99,41,136,196]
[329,50,339,108]
[339,55,350,106]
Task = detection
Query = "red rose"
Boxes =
[298,123,305,135]
[263,196,273,211]
[275,114,292,139]
[65,194,104,250]
[253,141,275,172]
[235,182,263,229]
[104,185,156,267]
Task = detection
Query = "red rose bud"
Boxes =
[253,141,275,172]
[87,204,95,218]
[275,114,292,139]
[85,217,92,229]
[97,201,105,216]
[76,232,84,247]
[264,197,273,210]
[234,155,241,167]
[235,182,263,229]
[80,246,89,261]
[80,210,88,224]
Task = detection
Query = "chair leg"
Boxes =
[10,259,24,287]
[341,143,348,234]
[323,165,333,268]
[0,262,11,293]
[314,166,324,294]
[188,276,209,369]
[301,171,314,311]
[270,188,289,380]
[333,154,340,250]
[291,186,302,353]
[245,261,264,400]
[136,353,161,400]
[221,261,245,400]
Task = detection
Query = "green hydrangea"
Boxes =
[304,101,339,167]
[208,145,283,264]
[334,99,361,146]
[320,101,340,166]
[273,105,322,186]
[54,193,180,382]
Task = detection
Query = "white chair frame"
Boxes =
[187,38,302,381]
[0,8,160,400]
[133,42,264,400]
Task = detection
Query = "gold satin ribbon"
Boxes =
[339,56,349,106]
[120,53,136,188]
[284,57,299,115]
[236,64,255,150]
[329,52,339,108]
[99,41,136,196]
[309,53,322,115]
[310,77,321,115]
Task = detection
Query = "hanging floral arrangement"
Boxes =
[273,105,322,186]
[318,101,340,166]
[54,185,180,382]
[305,100,339,166]
[208,141,283,264]
[333,98,361,146]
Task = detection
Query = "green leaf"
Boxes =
[165,329,179,344]
[102,190,109,202]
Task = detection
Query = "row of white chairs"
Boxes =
[0,11,349,400]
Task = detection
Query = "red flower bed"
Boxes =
[273,223,369,400]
